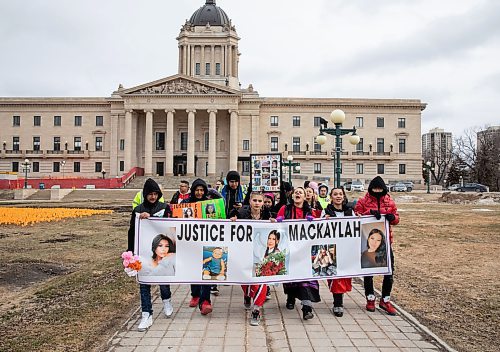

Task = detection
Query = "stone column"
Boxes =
[208,109,217,175]
[144,110,154,176]
[110,113,119,176]
[229,110,238,171]
[211,45,215,75]
[183,45,188,75]
[178,46,183,74]
[165,109,175,176]
[187,45,191,75]
[191,45,195,76]
[124,110,133,171]
[187,109,196,175]
[228,45,232,77]
[251,114,260,154]
[200,45,205,76]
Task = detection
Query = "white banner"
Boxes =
[135,216,392,285]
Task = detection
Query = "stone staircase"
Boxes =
[26,189,51,200]
[125,175,225,190]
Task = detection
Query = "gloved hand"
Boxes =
[124,268,138,277]
[370,209,381,220]
[385,213,395,222]
[306,215,314,222]
[276,216,284,222]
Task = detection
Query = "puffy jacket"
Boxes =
[354,193,399,243]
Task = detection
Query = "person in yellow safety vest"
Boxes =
[317,184,330,209]
[133,189,165,209]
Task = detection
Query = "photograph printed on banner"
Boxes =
[202,246,228,281]
[311,244,337,276]
[271,158,278,170]
[204,203,217,219]
[360,223,388,268]
[183,207,194,218]
[253,229,289,277]
[139,231,176,276]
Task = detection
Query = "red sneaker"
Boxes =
[189,296,200,307]
[200,301,213,315]
[366,298,376,312]
[379,299,397,315]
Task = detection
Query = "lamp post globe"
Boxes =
[287,155,293,162]
[316,134,327,145]
[330,109,346,124]
[349,134,360,145]
[295,165,301,172]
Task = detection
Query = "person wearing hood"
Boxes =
[181,178,213,315]
[317,184,330,209]
[354,176,399,316]
[126,178,174,332]
[220,170,245,218]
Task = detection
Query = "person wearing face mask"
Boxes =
[354,176,399,316]
[221,170,245,218]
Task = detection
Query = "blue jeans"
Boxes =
[190,284,211,306]
[140,284,171,314]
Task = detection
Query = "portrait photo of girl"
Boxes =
[140,234,176,276]
[205,203,216,218]
[183,207,194,218]
[311,244,336,277]
[361,228,388,268]
[253,229,288,277]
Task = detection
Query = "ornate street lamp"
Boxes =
[21,158,31,189]
[60,160,66,178]
[282,155,300,186]
[316,109,360,188]
[423,161,434,194]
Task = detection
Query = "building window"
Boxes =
[205,63,211,75]
[180,132,188,151]
[356,116,364,128]
[156,132,165,151]
[377,138,385,153]
[377,117,384,128]
[204,132,209,151]
[74,162,80,173]
[33,137,40,151]
[314,163,321,174]
[399,138,406,153]
[95,162,102,172]
[119,139,125,151]
[215,63,221,75]
[270,116,278,127]
[12,162,19,172]
[356,163,364,174]
[377,164,385,174]
[74,115,82,126]
[32,162,40,173]
[242,161,250,175]
[242,139,250,151]
[74,137,82,151]
[34,115,41,126]
[314,116,322,127]
[53,162,60,172]
[399,164,406,174]
[314,142,321,152]
[292,116,301,127]
[195,63,201,75]
[95,137,103,151]
[96,116,103,126]
[398,118,406,128]
[356,138,364,152]
[119,160,124,172]
[54,115,61,126]
[292,137,301,152]
[53,137,61,151]
[13,137,20,151]
[270,137,279,152]
[13,115,20,126]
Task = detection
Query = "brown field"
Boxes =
[0,195,499,352]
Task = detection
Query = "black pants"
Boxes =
[364,248,394,298]
[191,284,211,306]
[333,293,343,307]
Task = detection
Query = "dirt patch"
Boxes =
[439,191,500,204]
[0,262,70,289]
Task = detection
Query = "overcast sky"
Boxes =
[1,0,499,137]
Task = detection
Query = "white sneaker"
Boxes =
[137,312,152,331]
[163,298,173,318]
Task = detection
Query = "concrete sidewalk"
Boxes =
[106,281,449,352]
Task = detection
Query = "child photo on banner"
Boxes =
[171,199,226,219]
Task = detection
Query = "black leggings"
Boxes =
[364,248,394,298]
[333,293,343,307]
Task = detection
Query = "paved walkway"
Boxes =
[106,281,450,352]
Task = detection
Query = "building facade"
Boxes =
[0,0,426,186]
[422,128,453,163]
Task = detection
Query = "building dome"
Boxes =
[189,0,230,27]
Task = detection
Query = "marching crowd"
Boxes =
[127,170,399,331]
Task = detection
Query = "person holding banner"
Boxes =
[277,187,321,320]
[182,178,214,315]
[322,187,354,317]
[305,186,323,218]
[231,191,274,326]
[126,178,174,332]
[354,176,399,316]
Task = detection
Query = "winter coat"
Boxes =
[323,203,354,217]
[354,193,399,243]
[234,205,272,220]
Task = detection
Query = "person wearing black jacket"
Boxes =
[169,180,190,204]
[126,178,173,332]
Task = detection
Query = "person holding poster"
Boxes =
[277,187,320,320]
[182,178,214,315]
[322,187,354,317]
[126,178,174,332]
[355,176,399,316]
[231,192,274,326]
[361,229,387,268]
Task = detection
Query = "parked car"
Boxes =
[402,181,414,192]
[393,183,407,192]
[343,181,352,191]
[456,183,488,192]
[447,184,460,191]
[351,180,365,192]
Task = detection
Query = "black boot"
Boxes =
[286,295,295,310]
[302,304,314,320]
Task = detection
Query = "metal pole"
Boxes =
[288,163,292,185]
[24,165,28,189]
[427,167,431,194]
[335,124,341,188]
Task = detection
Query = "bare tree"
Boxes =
[423,138,453,185]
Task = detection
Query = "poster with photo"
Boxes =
[250,153,282,192]
[171,198,226,219]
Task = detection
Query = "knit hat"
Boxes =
[226,170,240,182]
[368,176,388,198]
[308,181,319,194]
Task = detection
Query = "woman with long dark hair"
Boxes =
[361,229,387,268]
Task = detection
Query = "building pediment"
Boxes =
[118,74,240,96]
